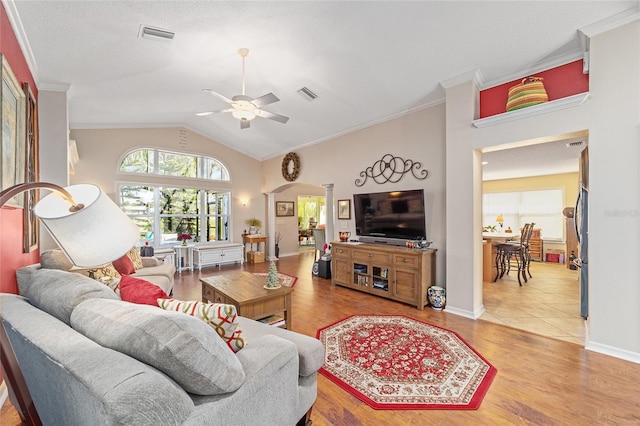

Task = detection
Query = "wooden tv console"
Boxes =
[331,242,436,310]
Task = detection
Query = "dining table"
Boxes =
[482,232,521,282]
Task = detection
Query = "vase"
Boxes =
[275,244,280,258]
[428,286,446,310]
[181,239,187,246]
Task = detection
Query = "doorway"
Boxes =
[297,195,325,251]
[479,132,588,344]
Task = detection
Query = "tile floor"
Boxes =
[480,261,586,345]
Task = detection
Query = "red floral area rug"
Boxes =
[316,315,497,410]
[251,272,297,288]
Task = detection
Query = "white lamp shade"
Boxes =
[33,184,139,268]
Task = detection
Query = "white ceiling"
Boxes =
[8,0,638,179]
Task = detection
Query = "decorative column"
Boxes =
[266,192,277,261]
[323,184,335,243]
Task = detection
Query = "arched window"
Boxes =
[120,148,229,181]
[118,148,231,246]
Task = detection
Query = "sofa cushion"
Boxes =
[40,249,73,271]
[158,299,245,352]
[70,298,246,395]
[119,275,170,306]
[21,268,120,325]
[112,254,136,275]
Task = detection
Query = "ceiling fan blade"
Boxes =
[196,108,233,117]
[202,89,234,104]
[257,109,289,124]
[240,119,251,129]
[251,93,280,108]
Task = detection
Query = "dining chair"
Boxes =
[494,223,532,286]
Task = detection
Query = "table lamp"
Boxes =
[0,181,140,425]
[496,214,504,230]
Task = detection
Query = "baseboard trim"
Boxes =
[586,341,640,364]
[442,305,484,320]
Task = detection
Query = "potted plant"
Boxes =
[245,217,263,234]
[177,233,192,246]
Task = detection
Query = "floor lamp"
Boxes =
[0,182,139,425]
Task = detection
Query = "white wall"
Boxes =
[68,127,264,245]
[38,90,70,251]
[586,20,639,360]
[445,19,639,362]
[262,105,447,286]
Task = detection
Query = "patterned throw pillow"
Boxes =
[127,247,144,270]
[92,263,121,280]
[158,299,245,352]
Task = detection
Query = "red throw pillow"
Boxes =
[112,254,136,275]
[119,275,169,306]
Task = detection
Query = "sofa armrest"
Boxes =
[187,334,300,425]
[237,317,324,377]
[141,257,162,268]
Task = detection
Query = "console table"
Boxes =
[193,244,244,270]
[331,241,436,310]
[242,234,267,262]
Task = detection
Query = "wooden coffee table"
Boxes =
[200,271,293,329]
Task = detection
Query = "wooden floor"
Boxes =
[3,252,640,425]
[481,261,586,345]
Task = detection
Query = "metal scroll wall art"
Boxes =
[355,154,429,187]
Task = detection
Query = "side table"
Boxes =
[242,234,267,262]
[174,244,195,273]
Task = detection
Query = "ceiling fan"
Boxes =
[197,48,289,129]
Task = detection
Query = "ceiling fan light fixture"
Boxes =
[232,109,256,121]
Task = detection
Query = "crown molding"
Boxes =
[2,0,39,85]
[439,69,483,90]
[579,5,640,38]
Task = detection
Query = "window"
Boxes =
[120,148,229,181]
[118,148,231,246]
[119,184,230,245]
[298,196,326,228]
[483,189,564,240]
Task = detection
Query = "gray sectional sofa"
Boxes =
[1,267,324,425]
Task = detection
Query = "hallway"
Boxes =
[480,261,585,345]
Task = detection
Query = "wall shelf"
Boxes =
[472,92,590,128]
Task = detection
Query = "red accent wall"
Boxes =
[479,60,588,118]
[1,2,39,294]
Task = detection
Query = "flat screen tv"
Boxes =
[353,189,427,246]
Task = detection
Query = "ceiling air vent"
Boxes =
[297,86,318,101]
[139,25,175,41]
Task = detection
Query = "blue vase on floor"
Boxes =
[428,286,446,310]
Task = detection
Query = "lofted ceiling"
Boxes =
[7,0,638,179]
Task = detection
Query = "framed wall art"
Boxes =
[1,54,26,208]
[276,201,295,217]
[337,199,351,220]
[23,82,39,252]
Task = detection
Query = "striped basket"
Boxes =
[506,76,549,112]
